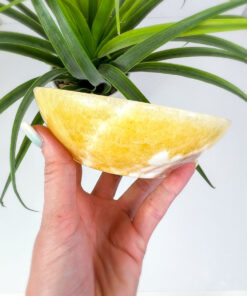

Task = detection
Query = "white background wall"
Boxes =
[0,0,247,294]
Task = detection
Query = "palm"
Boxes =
[35,172,147,296]
[27,126,195,296]
[76,193,144,295]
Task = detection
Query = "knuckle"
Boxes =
[150,208,164,221]
[146,197,164,221]
[136,179,152,194]
[159,181,177,198]
[110,173,121,181]
[134,231,147,256]
[45,161,76,182]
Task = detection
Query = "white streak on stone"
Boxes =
[148,150,169,166]
[128,145,210,178]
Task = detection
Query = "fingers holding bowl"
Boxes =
[91,172,122,200]
[132,162,196,243]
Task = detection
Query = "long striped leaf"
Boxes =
[188,18,247,33]
[32,0,85,80]
[92,0,115,45]
[0,4,46,39]
[0,78,37,114]
[0,31,54,53]
[99,63,149,102]
[0,43,62,67]
[48,0,105,86]
[0,112,44,207]
[10,68,67,210]
[6,0,39,22]
[98,18,247,57]
[175,34,247,58]
[131,62,247,102]
[113,0,247,72]
[144,47,247,64]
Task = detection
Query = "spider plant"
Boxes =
[0,0,247,210]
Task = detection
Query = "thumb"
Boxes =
[21,123,79,221]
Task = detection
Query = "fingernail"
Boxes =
[21,122,42,148]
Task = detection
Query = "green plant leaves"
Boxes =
[0,30,58,66]
[98,18,247,57]
[115,0,121,35]
[99,63,149,103]
[0,78,37,114]
[101,0,134,41]
[213,14,246,19]
[88,0,99,28]
[187,17,247,34]
[0,3,46,38]
[6,0,40,22]
[144,47,247,64]
[0,43,63,67]
[44,0,105,85]
[0,112,44,207]
[92,0,115,44]
[176,34,247,59]
[0,0,26,13]
[131,62,247,102]
[0,0,246,197]
[9,68,66,210]
[0,31,54,53]
[117,0,134,16]
[113,0,247,72]
[102,0,163,44]
[76,0,88,21]
[32,0,86,80]
[61,0,96,57]
[120,0,164,33]
[196,165,215,189]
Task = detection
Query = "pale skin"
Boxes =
[26,126,196,296]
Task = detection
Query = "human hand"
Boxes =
[25,125,195,296]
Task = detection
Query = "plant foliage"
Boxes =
[1,0,247,209]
